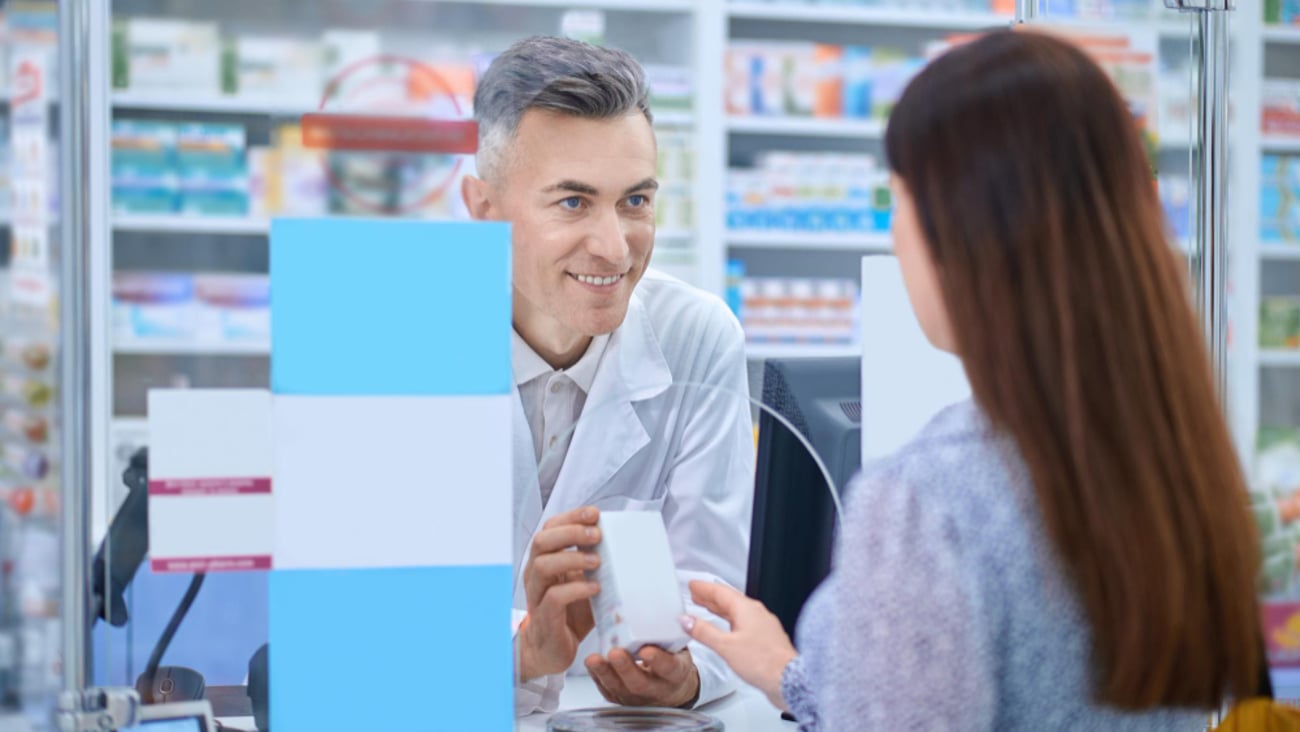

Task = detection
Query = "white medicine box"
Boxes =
[587,511,690,656]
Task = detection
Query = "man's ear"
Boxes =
[462,174,495,221]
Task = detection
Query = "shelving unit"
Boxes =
[745,342,861,360]
[726,2,1009,30]
[726,116,885,138]
[112,338,270,356]
[1261,350,1300,369]
[113,214,270,235]
[1261,246,1300,261]
[1263,25,1300,44]
[1262,136,1300,153]
[727,231,891,252]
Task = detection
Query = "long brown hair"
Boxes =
[885,30,1260,709]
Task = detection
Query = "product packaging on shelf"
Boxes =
[1262,155,1300,245]
[727,152,890,235]
[114,18,222,95]
[738,276,859,345]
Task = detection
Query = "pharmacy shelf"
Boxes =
[654,111,693,127]
[112,91,315,117]
[1263,136,1300,153]
[728,230,891,252]
[1260,350,1300,368]
[727,2,1009,30]
[110,417,147,433]
[113,338,270,356]
[727,116,885,139]
[746,342,861,360]
[1261,245,1300,261]
[1157,129,1192,149]
[113,215,270,235]
[1264,25,1300,44]
[453,0,694,10]
[1036,16,1193,40]
[657,229,694,244]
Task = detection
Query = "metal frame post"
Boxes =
[1165,0,1235,395]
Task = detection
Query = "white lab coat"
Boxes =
[512,270,755,716]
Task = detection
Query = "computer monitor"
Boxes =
[747,357,861,640]
[118,700,215,732]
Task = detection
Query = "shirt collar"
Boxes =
[511,330,610,395]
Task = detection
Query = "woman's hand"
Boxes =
[681,580,798,711]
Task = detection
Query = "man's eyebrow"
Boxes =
[541,180,599,195]
[624,178,659,195]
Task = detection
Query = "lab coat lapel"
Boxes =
[539,294,673,525]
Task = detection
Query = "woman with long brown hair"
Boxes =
[681,30,1262,729]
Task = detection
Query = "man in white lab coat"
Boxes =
[461,37,754,716]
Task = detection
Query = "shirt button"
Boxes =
[549,435,558,448]
[550,382,562,394]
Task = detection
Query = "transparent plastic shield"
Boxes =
[515,378,847,726]
[97,3,704,724]
[0,0,65,726]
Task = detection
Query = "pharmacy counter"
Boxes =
[216,676,795,731]
[518,676,796,731]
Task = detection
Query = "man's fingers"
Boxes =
[586,654,631,703]
[688,580,744,621]
[681,615,731,654]
[531,524,602,556]
[529,550,599,583]
[542,506,600,531]
[608,649,655,695]
[637,646,686,682]
[539,579,600,611]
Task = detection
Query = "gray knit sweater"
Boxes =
[780,400,1210,731]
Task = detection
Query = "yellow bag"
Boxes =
[1215,699,1300,731]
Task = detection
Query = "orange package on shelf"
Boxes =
[813,44,843,119]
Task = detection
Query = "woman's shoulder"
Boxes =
[857,400,1017,500]
[844,399,1034,559]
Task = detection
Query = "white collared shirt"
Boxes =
[512,331,609,508]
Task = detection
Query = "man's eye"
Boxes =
[626,194,647,207]
[560,197,583,210]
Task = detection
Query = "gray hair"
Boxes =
[473,36,653,180]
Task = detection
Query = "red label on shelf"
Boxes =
[151,555,272,573]
[301,113,477,154]
[148,477,272,496]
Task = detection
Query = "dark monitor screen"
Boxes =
[747,357,861,640]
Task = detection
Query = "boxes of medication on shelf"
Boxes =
[1262,155,1300,245]
[113,17,222,95]
[113,272,270,347]
[586,511,689,658]
[1261,296,1300,350]
[230,36,324,105]
[175,123,249,216]
[728,152,890,235]
[738,274,859,346]
[194,274,270,343]
[726,40,924,121]
[112,272,196,341]
[1264,80,1300,139]
[1265,0,1300,26]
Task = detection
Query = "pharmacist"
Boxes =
[461,37,754,716]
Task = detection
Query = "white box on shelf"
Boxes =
[587,511,689,657]
[121,18,222,95]
[233,36,324,106]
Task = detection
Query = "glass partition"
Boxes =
[0,1,65,728]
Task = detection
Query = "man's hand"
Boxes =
[585,647,701,708]
[682,580,796,711]
[517,506,602,683]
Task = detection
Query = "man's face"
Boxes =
[476,109,658,340]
